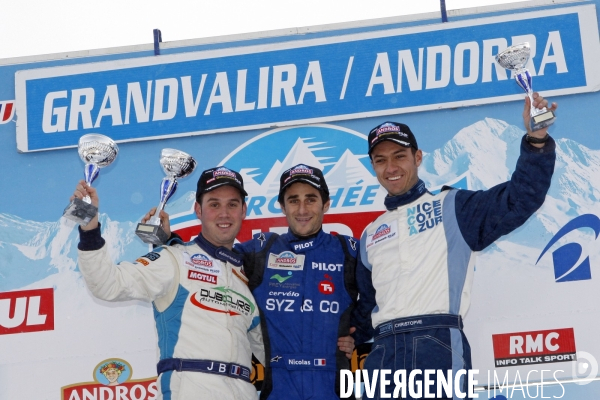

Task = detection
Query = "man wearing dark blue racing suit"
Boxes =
[236,164,372,400]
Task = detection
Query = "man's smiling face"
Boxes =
[370,140,422,197]
[195,185,246,249]
[281,182,329,237]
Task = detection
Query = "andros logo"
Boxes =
[61,358,158,399]
[536,214,600,282]
[214,167,237,178]
[373,224,391,240]
[191,254,213,267]
[276,252,297,264]
[289,164,313,176]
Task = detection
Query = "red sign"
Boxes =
[62,380,158,400]
[0,100,15,124]
[0,288,54,335]
[492,328,577,366]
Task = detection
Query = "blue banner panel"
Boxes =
[14,5,600,152]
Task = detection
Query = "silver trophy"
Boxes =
[495,42,556,131]
[136,148,197,245]
[63,134,119,226]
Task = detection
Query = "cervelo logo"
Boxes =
[373,224,391,240]
[0,100,15,124]
[191,253,213,267]
[275,252,297,264]
[0,288,54,335]
[536,214,600,282]
[492,328,577,367]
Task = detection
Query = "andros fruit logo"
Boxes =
[61,358,158,400]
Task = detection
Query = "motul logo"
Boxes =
[0,288,54,335]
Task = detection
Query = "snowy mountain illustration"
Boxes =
[2,118,600,292]
[0,213,148,292]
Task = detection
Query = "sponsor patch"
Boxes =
[136,258,149,266]
[318,274,335,295]
[407,200,443,236]
[270,273,293,283]
[191,253,213,267]
[190,287,256,317]
[141,252,161,262]
[184,252,222,276]
[267,251,305,270]
[268,272,301,291]
[366,221,398,251]
[188,270,218,284]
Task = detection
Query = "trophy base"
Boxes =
[62,198,98,226]
[531,110,556,132]
[136,223,169,245]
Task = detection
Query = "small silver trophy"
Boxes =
[63,134,119,226]
[495,42,556,131]
[136,148,196,245]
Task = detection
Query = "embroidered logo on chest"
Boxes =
[267,251,305,270]
[184,253,222,276]
[366,221,398,251]
[407,200,443,236]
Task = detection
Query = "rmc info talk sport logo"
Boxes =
[168,124,468,241]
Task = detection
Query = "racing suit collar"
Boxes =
[193,234,243,267]
[383,179,428,211]
[286,228,326,250]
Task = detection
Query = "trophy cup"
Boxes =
[136,148,197,245]
[63,134,119,226]
[495,42,556,131]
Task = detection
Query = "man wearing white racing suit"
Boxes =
[74,166,264,400]
[356,93,557,399]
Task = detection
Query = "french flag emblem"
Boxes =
[314,359,326,366]
[0,100,15,124]
[230,365,240,375]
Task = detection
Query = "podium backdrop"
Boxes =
[2,1,600,398]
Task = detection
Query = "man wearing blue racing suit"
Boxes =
[236,164,372,400]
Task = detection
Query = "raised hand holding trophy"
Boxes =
[495,42,556,131]
[63,134,118,226]
[136,149,196,245]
